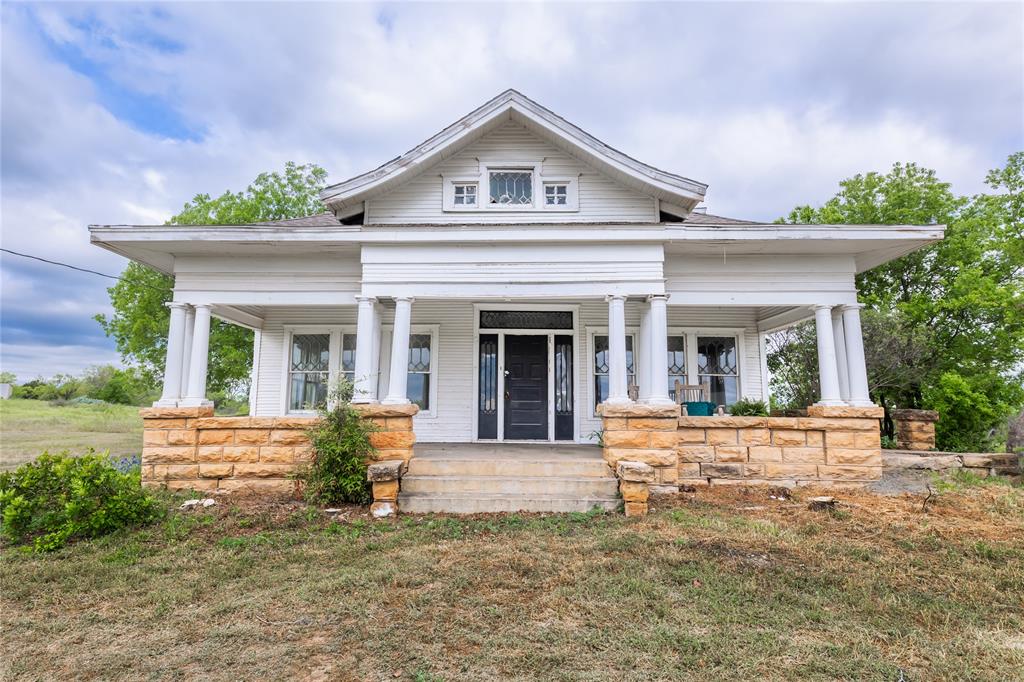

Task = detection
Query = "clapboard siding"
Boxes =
[174,255,362,305]
[365,122,656,225]
[251,302,765,445]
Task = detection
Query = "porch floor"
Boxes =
[412,442,603,460]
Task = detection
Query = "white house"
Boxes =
[91,91,943,511]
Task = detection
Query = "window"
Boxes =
[489,170,532,205]
[544,183,568,206]
[667,335,687,400]
[593,334,635,410]
[453,183,477,206]
[288,334,330,411]
[341,334,357,384]
[698,336,739,407]
[407,333,432,410]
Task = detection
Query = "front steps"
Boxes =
[399,444,619,514]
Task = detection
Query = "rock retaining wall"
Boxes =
[139,404,418,495]
[891,409,939,451]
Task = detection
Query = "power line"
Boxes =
[0,248,169,292]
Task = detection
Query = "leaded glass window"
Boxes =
[489,170,532,205]
[667,335,687,400]
[698,336,739,407]
[289,334,330,411]
[544,183,568,206]
[479,310,573,330]
[593,334,635,409]
[453,183,477,206]
[407,333,432,410]
[341,334,357,384]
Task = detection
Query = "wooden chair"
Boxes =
[674,380,710,405]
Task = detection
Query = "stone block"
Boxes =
[152,464,199,480]
[616,460,656,483]
[960,453,1020,468]
[773,430,807,446]
[763,463,818,479]
[628,417,678,431]
[796,418,877,431]
[598,403,678,418]
[743,463,766,477]
[139,406,214,419]
[649,431,679,449]
[818,465,882,481]
[221,446,260,462]
[233,463,296,478]
[825,431,857,448]
[602,417,628,430]
[738,428,771,446]
[604,430,650,448]
[891,408,939,422]
[827,448,882,466]
[649,484,679,496]
[748,446,783,462]
[706,428,738,445]
[270,430,309,445]
[701,462,743,479]
[679,416,766,428]
[371,501,397,518]
[218,478,296,495]
[882,453,959,470]
[270,417,319,429]
[714,446,748,462]
[678,462,702,478]
[386,416,413,430]
[805,430,824,447]
[142,446,196,464]
[167,429,197,446]
[192,417,252,429]
[710,478,795,487]
[604,448,675,467]
[165,479,219,491]
[367,459,405,481]
[373,448,414,462]
[619,481,650,503]
[142,418,187,429]
[766,417,800,429]
[677,428,706,444]
[143,430,168,446]
[782,447,826,464]
[196,446,225,462]
[658,466,679,484]
[675,445,716,463]
[234,429,272,445]
[623,501,648,517]
[352,403,420,418]
[198,429,234,446]
[198,463,233,479]
[259,446,296,463]
[369,431,416,449]
[806,405,884,419]
[372,480,400,501]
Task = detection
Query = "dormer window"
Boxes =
[488,170,533,206]
[453,183,477,206]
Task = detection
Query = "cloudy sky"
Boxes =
[1,1,1021,380]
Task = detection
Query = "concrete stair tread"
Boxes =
[402,474,614,482]
[400,491,618,499]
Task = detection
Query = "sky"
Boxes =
[1,1,1022,381]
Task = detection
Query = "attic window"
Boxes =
[489,170,533,205]
[544,183,568,206]
[453,183,477,206]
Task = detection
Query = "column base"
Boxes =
[815,399,846,407]
[178,397,214,407]
[351,397,380,405]
[380,397,411,406]
[846,400,876,407]
[152,398,181,408]
[640,397,676,407]
[602,397,635,407]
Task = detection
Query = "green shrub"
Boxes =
[298,381,377,506]
[0,452,162,552]
[923,371,1016,452]
[729,399,769,417]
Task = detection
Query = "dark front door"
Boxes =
[504,335,548,440]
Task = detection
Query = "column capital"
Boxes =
[839,302,866,311]
[811,304,835,312]
[191,303,213,311]
[165,301,190,310]
[393,296,415,304]
[355,295,378,304]
[646,294,669,303]
[605,294,626,303]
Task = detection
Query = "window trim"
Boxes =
[441,176,481,212]
[377,324,440,418]
[441,163,580,213]
[280,325,354,416]
[484,164,537,210]
[669,326,747,408]
[587,326,639,417]
[540,177,579,212]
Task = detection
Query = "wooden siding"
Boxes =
[174,255,361,305]
[364,122,657,225]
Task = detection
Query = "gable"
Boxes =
[365,122,658,225]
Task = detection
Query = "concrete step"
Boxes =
[406,457,612,478]
[401,474,619,497]
[398,492,620,514]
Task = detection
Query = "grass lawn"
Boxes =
[0,399,142,469]
[2,482,1022,681]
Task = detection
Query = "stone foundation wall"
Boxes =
[891,408,939,451]
[597,403,680,495]
[140,404,418,495]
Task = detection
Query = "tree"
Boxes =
[0,371,16,384]
[771,154,1024,451]
[96,162,329,396]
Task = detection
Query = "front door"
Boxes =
[503,335,548,440]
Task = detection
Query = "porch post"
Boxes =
[637,301,652,402]
[605,295,631,405]
[179,305,195,399]
[382,297,413,404]
[352,296,378,403]
[154,302,188,407]
[841,303,873,406]
[643,295,673,405]
[181,304,213,407]
[812,304,844,406]
[831,308,850,403]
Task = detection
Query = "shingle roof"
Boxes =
[682,212,765,226]
[253,213,341,227]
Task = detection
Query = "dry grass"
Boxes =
[2,481,1022,681]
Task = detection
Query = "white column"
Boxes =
[179,305,195,398]
[370,302,382,398]
[842,303,873,406]
[352,296,378,403]
[605,295,631,405]
[637,302,652,402]
[643,295,673,405]
[831,308,850,403]
[812,304,844,406]
[154,302,189,407]
[382,297,413,405]
[181,304,213,407]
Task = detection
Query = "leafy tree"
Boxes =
[771,154,1024,451]
[0,371,16,384]
[96,163,329,396]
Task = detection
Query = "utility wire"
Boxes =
[0,248,170,292]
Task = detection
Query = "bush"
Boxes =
[0,452,162,552]
[923,371,1016,452]
[298,381,377,505]
[729,399,769,417]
